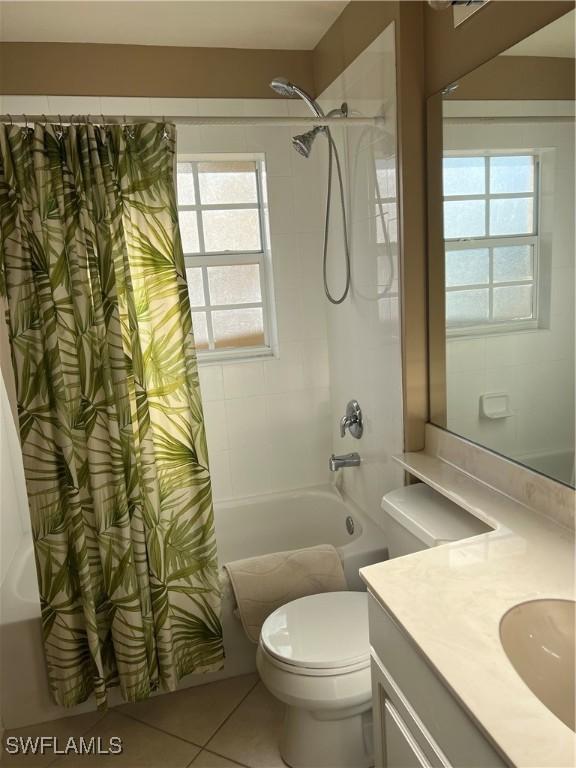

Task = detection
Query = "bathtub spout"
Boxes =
[329,453,361,471]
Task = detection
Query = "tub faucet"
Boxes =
[329,452,361,471]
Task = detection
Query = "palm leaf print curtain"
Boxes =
[0,121,223,708]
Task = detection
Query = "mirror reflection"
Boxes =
[434,11,575,487]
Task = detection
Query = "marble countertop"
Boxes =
[360,451,575,768]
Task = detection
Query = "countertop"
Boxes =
[360,451,575,768]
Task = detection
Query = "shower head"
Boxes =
[270,77,297,97]
[291,127,323,159]
[269,76,324,118]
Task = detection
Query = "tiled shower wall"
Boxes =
[0,95,333,501]
[317,24,405,523]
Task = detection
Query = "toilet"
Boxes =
[257,483,490,768]
[257,591,372,768]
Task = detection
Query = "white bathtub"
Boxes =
[0,485,388,729]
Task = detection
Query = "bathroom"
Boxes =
[0,1,574,767]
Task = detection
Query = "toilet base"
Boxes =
[280,705,373,768]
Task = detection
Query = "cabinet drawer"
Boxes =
[368,593,508,768]
[384,701,432,768]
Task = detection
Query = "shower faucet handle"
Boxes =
[340,400,363,439]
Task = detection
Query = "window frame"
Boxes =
[443,150,542,337]
[177,153,278,364]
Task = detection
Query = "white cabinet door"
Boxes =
[384,701,432,768]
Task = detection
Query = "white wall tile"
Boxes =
[222,361,265,400]
[149,98,199,117]
[99,97,152,115]
[225,396,268,449]
[203,401,228,453]
[47,96,103,115]
[209,450,233,501]
[199,365,224,402]
[263,342,304,394]
[2,95,50,115]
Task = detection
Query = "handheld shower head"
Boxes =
[292,127,323,159]
[269,76,324,118]
[270,77,297,98]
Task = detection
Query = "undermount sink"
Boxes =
[500,599,575,732]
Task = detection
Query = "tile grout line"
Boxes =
[117,676,260,753]
[204,677,261,743]
[112,708,205,752]
[44,709,108,768]
[192,746,253,768]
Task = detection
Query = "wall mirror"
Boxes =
[427,10,575,488]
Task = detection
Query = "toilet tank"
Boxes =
[381,483,492,558]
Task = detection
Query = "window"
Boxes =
[443,154,539,333]
[176,156,276,360]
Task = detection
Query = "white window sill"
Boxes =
[196,346,276,366]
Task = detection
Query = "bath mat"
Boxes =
[224,544,348,643]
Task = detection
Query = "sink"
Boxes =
[500,599,575,731]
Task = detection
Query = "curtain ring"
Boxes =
[42,114,48,127]
[24,114,28,129]
[7,114,13,126]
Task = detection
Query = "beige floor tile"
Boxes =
[206,684,286,768]
[49,711,199,768]
[118,675,258,747]
[1,711,105,767]
[191,750,246,768]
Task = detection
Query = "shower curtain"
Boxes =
[0,122,223,708]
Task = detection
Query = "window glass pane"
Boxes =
[493,245,533,283]
[490,156,534,194]
[212,308,264,349]
[207,264,261,305]
[185,267,205,307]
[443,157,485,197]
[191,312,209,350]
[177,162,196,205]
[489,197,534,236]
[203,209,261,252]
[446,289,489,324]
[493,285,533,320]
[446,249,489,287]
[179,211,200,253]
[376,158,396,198]
[198,161,258,205]
[444,200,486,239]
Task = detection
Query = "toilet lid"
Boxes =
[260,591,369,670]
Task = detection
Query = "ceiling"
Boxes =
[0,1,348,49]
[502,10,575,59]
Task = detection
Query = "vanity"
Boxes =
[362,9,575,768]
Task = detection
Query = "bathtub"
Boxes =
[0,485,389,729]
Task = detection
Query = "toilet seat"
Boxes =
[259,591,370,677]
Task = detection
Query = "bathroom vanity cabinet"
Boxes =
[368,594,508,768]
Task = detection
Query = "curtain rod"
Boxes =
[0,114,383,127]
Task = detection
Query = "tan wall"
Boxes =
[0,42,314,99]
[424,0,575,97]
[453,56,575,100]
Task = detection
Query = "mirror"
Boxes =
[428,11,575,488]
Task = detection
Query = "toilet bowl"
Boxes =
[256,591,373,768]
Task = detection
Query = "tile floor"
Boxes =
[1,675,287,768]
